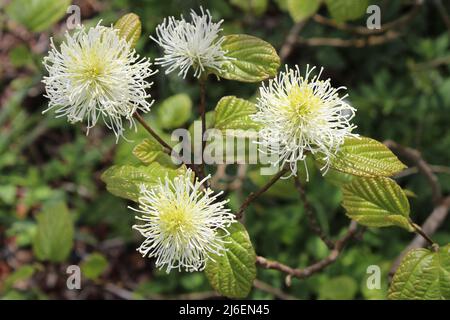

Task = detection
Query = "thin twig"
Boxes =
[312,0,423,35]
[293,176,334,249]
[409,220,436,246]
[229,164,248,191]
[133,112,172,153]
[236,166,289,219]
[253,279,297,300]
[385,140,442,204]
[105,283,219,300]
[279,20,307,61]
[390,196,450,277]
[413,55,450,70]
[256,221,359,280]
[393,164,450,179]
[297,31,401,48]
[133,112,198,173]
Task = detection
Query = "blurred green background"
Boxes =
[0,0,449,300]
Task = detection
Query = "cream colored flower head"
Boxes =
[131,169,236,273]
[151,7,230,79]
[42,23,156,140]
[252,65,357,178]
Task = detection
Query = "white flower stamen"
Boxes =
[252,65,358,178]
[151,7,230,78]
[130,169,236,273]
[42,23,157,140]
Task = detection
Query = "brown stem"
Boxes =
[297,31,401,48]
[390,196,450,277]
[133,113,172,152]
[279,20,307,61]
[312,0,423,35]
[236,167,289,219]
[133,112,198,173]
[409,220,436,247]
[256,221,359,280]
[385,140,442,204]
[253,279,296,300]
[294,177,334,249]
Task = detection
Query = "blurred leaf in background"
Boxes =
[33,201,74,262]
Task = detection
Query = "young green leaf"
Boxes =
[287,0,322,22]
[33,201,74,262]
[101,163,186,202]
[341,176,413,231]
[114,13,142,48]
[81,253,109,281]
[205,223,257,298]
[317,136,406,177]
[157,94,193,129]
[132,138,165,165]
[218,34,280,82]
[389,245,450,300]
[325,0,369,22]
[214,96,261,131]
[6,0,71,32]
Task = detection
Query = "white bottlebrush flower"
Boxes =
[130,169,236,273]
[252,65,357,178]
[42,23,156,140]
[151,7,230,78]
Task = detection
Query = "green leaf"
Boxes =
[287,0,321,22]
[389,245,450,300]
[2,265,36,292]
[205,223,256,298]
[9,45,33,68]
[325,0,369,22]
[81,253,109,281]
[342,176,413,231]
[101,163,185,202]
[230,0,268,16]
[317,136,406,177]
[6,0,71,32]
[318,276,358,300]
[0,185,16,205]
[322,167,354,187]
[132,138,165,165]
[114,13,142,48]
[218,34,280,83]
[274,0,289,11]
[33,201,74,262]
[214,96,261,131]
[157,94,192,129]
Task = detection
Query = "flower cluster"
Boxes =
[151,7,230,78]
[252,65,357,178]
[43,24,156,140]
[130,170,236,272]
